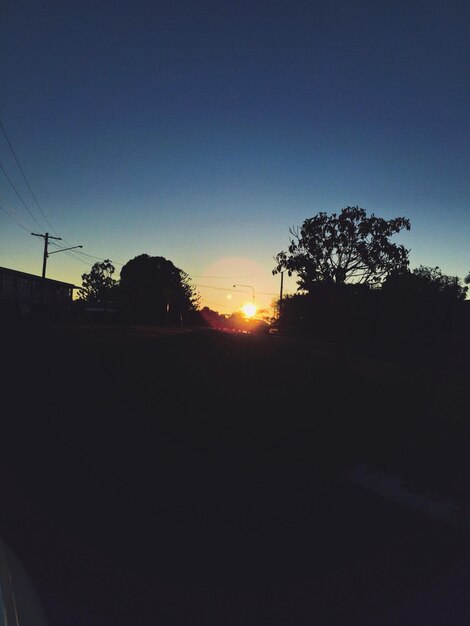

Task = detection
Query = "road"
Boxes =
[1,323,468,625]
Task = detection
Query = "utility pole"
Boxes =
[279,270,284,322]
[31,232,83,278]
[32,232,61,278]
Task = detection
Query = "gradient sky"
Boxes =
[1,0,469,313]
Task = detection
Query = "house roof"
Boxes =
[0,266,78,288]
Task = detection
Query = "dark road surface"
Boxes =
[2,323,468,625]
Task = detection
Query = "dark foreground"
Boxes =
[1,323,468,625]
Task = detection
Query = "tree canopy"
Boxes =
[119,254,198,324]
[78,259,119,305]
[273,206,411,290]
[384,265,468,302]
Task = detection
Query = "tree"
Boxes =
[412,266,468,301]
[273,206,411,291]
[200,306,225,329]
[380,265,468,341]
[119,254,199,324]
[78,259,119,306]
[384,265,468,302]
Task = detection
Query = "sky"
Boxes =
[1,0,469,313]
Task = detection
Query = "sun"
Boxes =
[241,302,257,318]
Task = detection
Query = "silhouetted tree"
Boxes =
[119,254,198,324]
[200,306,225,329]
[276,283,379,341]
[379,265,468,345]
[78,259,119,306]
[273,206,410,291]
[384,266,468,303]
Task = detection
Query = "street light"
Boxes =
[48,245,83,255]
[233,284,255,303]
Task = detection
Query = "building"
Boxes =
[0,266,76,320]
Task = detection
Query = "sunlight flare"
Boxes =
[241,302,257,318]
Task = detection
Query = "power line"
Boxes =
[49,245,99,271]
[194,284,245,293]
[0,120,96,259]
[0,122,84,260]
[31,232,62,278]
[0,159,45,231]
[0,197,93,272]
[194,283,278,296]
[0,119,56,233]
[0,199,33,233]
[48,241,124,266]
[75,251,124,265]
[58,249,94,267]
[199,299,239,312]
[188,274,271,279]
[49,242,99,267]
[31,232,83,278]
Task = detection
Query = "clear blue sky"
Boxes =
[1,0,468,312]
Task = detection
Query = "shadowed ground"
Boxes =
[1,323,468,625]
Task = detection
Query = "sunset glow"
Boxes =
[241,302,257,318]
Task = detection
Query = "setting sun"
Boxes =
[241,302,257,318]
